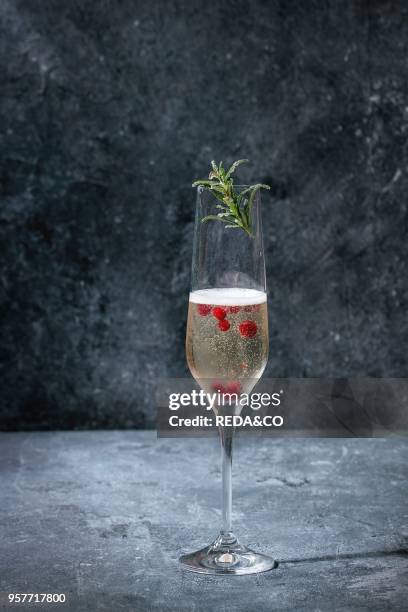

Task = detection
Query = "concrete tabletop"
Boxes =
[1,432,407,611]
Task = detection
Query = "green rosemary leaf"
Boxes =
[210,184,225,193]
[237,186,252,199]
[241,206,249,229]
[192,180,214,187]
[253,184,271,191]
[201,215,229,224]
[247,183,270,216]
[225,159,249,179]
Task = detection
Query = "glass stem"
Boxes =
[219,425,235,543]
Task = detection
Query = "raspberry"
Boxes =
[212,382,226,394]
[218,319,230,332]
[228,306,241,314]
[212,306,227,320]
[225,382,242,395]
[239,320,257,338]
[243,304,261,312]
[197,304,211,316]
[212,381,241,398]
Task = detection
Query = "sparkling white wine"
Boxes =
[186,288,268,395]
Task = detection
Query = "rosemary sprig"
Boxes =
[192,159,270,236]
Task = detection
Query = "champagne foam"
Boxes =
[189,288,267,306]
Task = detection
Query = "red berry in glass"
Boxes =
[218,318,230,332]
[228,306,241,314]
[197,304,212,316]
[212,306,227,320]
[239,320,258,338]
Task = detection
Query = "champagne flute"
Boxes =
[180,184,277,574]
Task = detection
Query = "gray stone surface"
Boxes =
[1,2,408,428]
[1,431,407,610]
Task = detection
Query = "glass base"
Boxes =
[179,533,278,575]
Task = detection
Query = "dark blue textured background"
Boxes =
[1,1,407,429]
